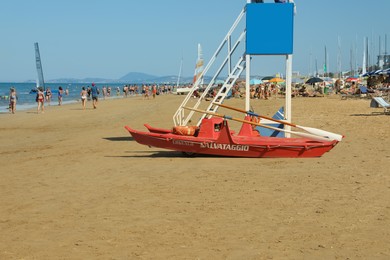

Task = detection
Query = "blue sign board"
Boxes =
[246,3,294,55]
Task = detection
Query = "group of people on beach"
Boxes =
[78,83,99,110]
[35,86,67,114]
[29,83,172,113]
[6,85,70,114]
[121,84,173,98]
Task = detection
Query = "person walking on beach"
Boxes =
[36,87,45,113]
[143,85,150,99]
[80,87,87,110]
[45,87,52,105]
[58,86,63,106]
[91,83,99,109]
[9,87,17,114]
[152,84,157,99]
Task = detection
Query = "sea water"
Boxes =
[0,82,131,113]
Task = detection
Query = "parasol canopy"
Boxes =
[345,77,360,83]
[305,77,324,84]
[261,76,274,81]
[269,77,285,83]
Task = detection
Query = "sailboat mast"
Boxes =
[34,42,45,91]
[176,55,183,88]
[193,43,204,85]
[337,36,342,78]
[324,46,327,77]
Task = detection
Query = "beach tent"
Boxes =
[249,78,263,84]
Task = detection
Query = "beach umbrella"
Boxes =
[345,77,360,83]
[261,76,274,81]
[269,77,285,83]
[305,77,324,84]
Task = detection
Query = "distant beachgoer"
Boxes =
[65,88,69,96]
[152,85,157,99]
[91,83,99,109]
[45,87,52,105]
[36,87,45,113]
[58,86,63,106]
[335,79,342,94]
[87,87,91,100]
[143,85,150,99]
[9,87,17,114]
[102,86,107,99]
[80,87,87,110]
[123,85,129,98]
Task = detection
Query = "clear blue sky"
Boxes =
[0,0,389,82]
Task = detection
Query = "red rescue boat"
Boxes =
[124,116,339,158]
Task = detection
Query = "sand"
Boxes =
[0,94,389,259]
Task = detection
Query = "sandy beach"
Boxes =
[0,94,389,259]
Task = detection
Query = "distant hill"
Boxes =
[119,72,157,83]
[27,72,214,84]
[118,72,202,84]
[46,78,115,84]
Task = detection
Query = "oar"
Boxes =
[213,103,343,141]
[183,106,333,142]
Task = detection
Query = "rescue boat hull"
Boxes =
[124,118,338,158]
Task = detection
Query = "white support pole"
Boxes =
[245,0,251,111]
[245,54,251,111]
[285,54,292,137]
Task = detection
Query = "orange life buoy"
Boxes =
[173,126,197,136]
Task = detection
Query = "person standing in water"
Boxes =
[45,87,52,106]
[58,86,63,106]
[9,87,17,114]
[36,87,45,113]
